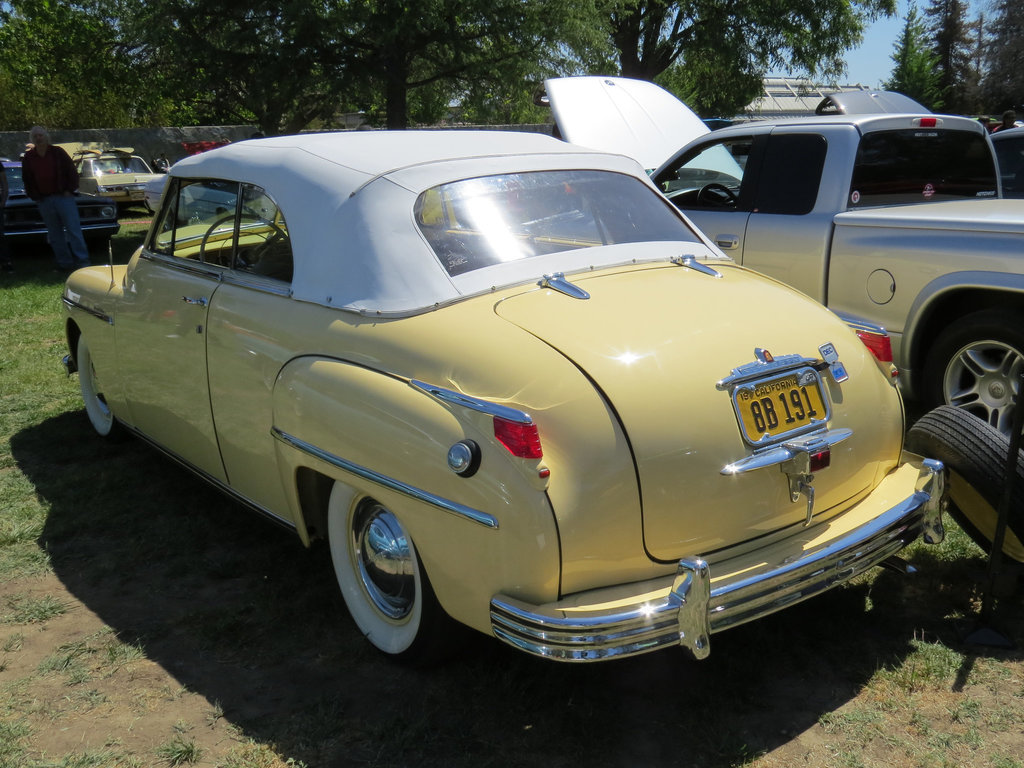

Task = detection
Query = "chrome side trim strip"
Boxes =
[489,460,944,662]
[410,380,532,425]
[139,250,224,280]
[62,296,113,325]
[271,427,499,529]
[834,311,888,337]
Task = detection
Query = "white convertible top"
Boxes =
[169,130,702,315]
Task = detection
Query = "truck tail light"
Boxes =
[493,416,543,459]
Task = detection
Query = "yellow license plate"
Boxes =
[733,370,827,444]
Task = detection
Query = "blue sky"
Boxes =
[844,12,906,87]
[843,1,986,87]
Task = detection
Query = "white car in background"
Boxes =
[143,175,167,213]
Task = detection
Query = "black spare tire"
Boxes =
[906,406,1024,563]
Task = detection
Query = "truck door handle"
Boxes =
[182,296,209,306]
[715,235,739,250]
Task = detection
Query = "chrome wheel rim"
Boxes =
[943,339,1024,434]
[350,502,415,620]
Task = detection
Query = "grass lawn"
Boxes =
[0,210,1022,767]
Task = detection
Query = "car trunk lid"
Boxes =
[495,262,902,560]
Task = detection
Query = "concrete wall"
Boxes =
[0,123,555,167]
[0,125,259,167]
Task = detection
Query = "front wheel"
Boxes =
[922,310,1024,436]
[327,484,451,663]
[906,406,1024,564]
[77,335,121,439]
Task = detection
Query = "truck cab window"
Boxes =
[752,134,827,215]
[658,138,752,210]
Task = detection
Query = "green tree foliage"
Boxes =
[655,58,763,118]
[604,0,896,81]
[924,0,973,113]
[0,0,176,131]
[336,0,601,129]
[602,0,896,118]
[983,0,1024,112]
[130,0,351,135]
[883,3,943,110]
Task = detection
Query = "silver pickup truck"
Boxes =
[548,77,1024,436]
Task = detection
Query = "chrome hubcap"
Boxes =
[943,340,1024,434]
[350,503,415,620]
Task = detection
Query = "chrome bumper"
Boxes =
[490,459,945,662]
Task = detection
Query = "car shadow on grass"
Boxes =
[11,409,1024,767]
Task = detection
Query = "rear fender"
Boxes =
[270,357,562,633]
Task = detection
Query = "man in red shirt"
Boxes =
[0,161,11,272]
[21,125,90,271]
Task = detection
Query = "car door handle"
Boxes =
[182,296,209,306]
[715,235,739,250]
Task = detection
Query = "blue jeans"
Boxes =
[38,194,90,268]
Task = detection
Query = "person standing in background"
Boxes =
[20,126,90,271]
[0,161,12,272]
[991,110,1018,133]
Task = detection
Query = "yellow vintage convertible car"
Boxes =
[61,131,945,663]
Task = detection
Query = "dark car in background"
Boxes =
[991,126,1024,198]
[2,160,120,254]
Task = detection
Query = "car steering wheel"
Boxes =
[697,182,738,207]
[200,214,285,267]
[199,214,239,264]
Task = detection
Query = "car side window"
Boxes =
[992,135,1024,198]
[232,184,294,283]
[751,134,827,215]
[149,178,240,265]
[149,179,293,282]
[658,138,753,210]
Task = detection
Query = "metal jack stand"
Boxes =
[965,370,1024,650]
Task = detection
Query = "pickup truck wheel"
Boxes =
[327,486,451,663]
[923,311,1024,436]
[905,406,1024,563]
[77,335,122,439]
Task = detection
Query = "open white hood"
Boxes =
[545,76,710,172]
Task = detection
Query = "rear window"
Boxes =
[849,129,997,207]
[415,170,698,277]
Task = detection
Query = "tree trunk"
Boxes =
[384,58,410,129]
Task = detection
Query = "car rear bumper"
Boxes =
[490,457,945,662]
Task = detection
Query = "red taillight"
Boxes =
[916,117,938,128]
[855,329,893,364]
[809,450,831,473]
[493,417,543,459]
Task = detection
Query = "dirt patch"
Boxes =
[2,409,1023,767]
